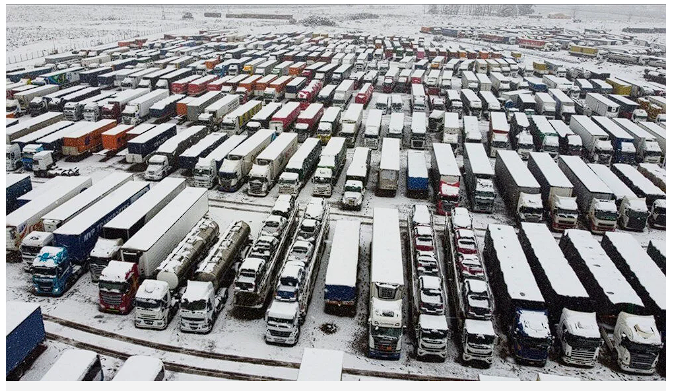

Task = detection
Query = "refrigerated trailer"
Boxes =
[494,150,543,223]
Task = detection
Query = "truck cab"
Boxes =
[21,231,55,271]
[557,308,602,367]
[98,261,140,314]
[134,279,178,330]
[648,199,666,229]
[89,237,124,281]
[513,131,534,160]
[618,197,649,231]
[192,157,218,188]
[368,297,403,359]
[610,312,663,374]
[588,198,618,234]
[82,102,101,121]
[247,164,273,197]
[516,193,544,223]
[218,158,246,192]
[462,318,496,365]
[551,194,579,231]
[31,246,83,296]
[312,162,336,197]
[144,155,172,181]
[511,308,551,366]
[341,179,365,211]
[275,260,305,302]
[29,97,47,116]
[179,280,226,334]
[6,143,22,171]
[264,300,301,345]
[416,314,448,360]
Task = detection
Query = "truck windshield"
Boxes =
[563,332,601,348]
[421,329,448,339]
[193,167,211,177]
[99,280,127,293]
[313,175,330,184]
[136,298,162,310]
[596,210,618,221]
[467,333,496,345]
[32,266,56,277]
[372,325,402,339]
[520,206,542,215]
[267,316,292,325]
[492,140,508,149]
[345,184,362,192]
[620,337,661,354]
[219,170,237,180]
[181,300,206,311]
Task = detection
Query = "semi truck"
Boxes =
[558,155,617,234]
[269,101,301,133]
[233,198,298,310]
[614,118,663,164]
[278,138,322,195]
[483,224,551,366]
[191,135,246,188]
[178,132,228,171]
[549,88,576,123]
[187,91,223,122]
[589,163,649,232]
[6,111,64,144]
[376,137,401,197]
[294,103,325,142]
[312,137,347,197]
[14,85,59,111]
[178,220,252,333]
[585,93,620,118]
[494,150,544,223]
[61,119,117,157]
[527,152,578,231]
[463,142,495,213]
[248,132,299,197]
[341,147,372,209]
[592,116,636,164]
[265,199,330,345]
[149,94,185,121]
[529,116,559,159]
[101,88,150,121]
[636,121,666,163]
[324,220,361,315]
[559,230,661,374]
[144,125,208,180]
[6,176,92,252]
[119,187,208,279]
[368,208,405,360]
[89,177,186,281]
[637,163,666,192]
[518,223,601,367]
[569,115,613,165]
[126,123,177,164]
[339,103,364,147]
[65,91,116,121]
[220,100,262,134]
[6,303,46,379]
[121,89,170,126]
[430,142,461,215]
[611,163,666,229]
[534,92,556,119]
[218,129,275,192]
[197,94,240,130]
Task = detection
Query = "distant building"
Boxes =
[528,14,544,19]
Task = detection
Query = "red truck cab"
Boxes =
[98,261,140,314]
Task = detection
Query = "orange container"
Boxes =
[102,124,135,151]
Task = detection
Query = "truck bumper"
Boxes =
[551,220,577,232]
[180,319,212,334]
[135,316,167,330]
[264,329,298,346]
[368,348,401,360]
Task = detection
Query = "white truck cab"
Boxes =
[134,279,178,330]
[144,155,171,181]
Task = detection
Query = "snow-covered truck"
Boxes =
[376,137,401,197]
[178,132,228,171]
[323,220,361,315]
[6,111,64,144]
[518,223,602,367]
[177,220,252,333]
[265,199,330,345]
[341,147,371,210]
[312,136,347,198]
[559,230,661,374]
[569,115,613,165]
[121,89,169,126]
[588,163,649,232]
[101,88,150,121]
[197,94,240,130]
[6,177,92,252]
[248,132,299,197]
[89,177,186,281]
[463,142,495,213]
[6,174,32,215]
[119,187,208,279]
[233,199,298,310]
[278,137,322,195]
[494,150,544,223]
[144,125,209,181]
[339,103,364,147]
[558,155,618,234]
[368,208,404,360]
[191,135,247,188]
[527,152,578,231]
[483,224,552,366]
[430,142,461,215]
[218,129,275,192]
[186,91,223,122]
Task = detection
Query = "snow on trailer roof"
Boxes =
[496,150,539,189]
[123,187,207,252]
[490,111,508,132]
[520,223,588,299]
[300,103,324,120]
[203,134,247,163]
[548,120,573,138]
[180,132,226,158]
[273,101,300,118]
[297,348,344,381]
[563,230,643,307]
[603,232,665,311]
[535,91,555,104]
[6,302,41,337]
[486,224,544,303]
[371,208,403,285]
[63,119,116,139]
[104,177,186,231]
[343,103,364,122]
[187,90,222,107]
[6,112,64,137]
[127,89,168,106]
[529,152,572,189]
[41,172,131,223]
[587,92,619,107]
[6,173,30,188]
[614,118,656,141]
[256,132,297,162]
[125,123,157,137]
[6,177,92,227]
[407,150,428,179]
[102,124,133,137]
[112,355,164,381]
[229,129,274,158]
[592,116,633,140]
[325,220,361,287]
[379,138,400,172]
[286,138,320,169]
[131,123,176,145]
[613,164,664,197]
[463,115,479,133]
[587,163,636,200]
[13,120,74,145]
[53,181,149,236]
[205,94,239,112]
[549,88,573,103]
[156,125,204,155]
[558,156,612,194]
[432,143,460,177]
[41,349,100,381]
[464,143,494,177]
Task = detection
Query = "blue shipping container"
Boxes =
[6,303,45,377]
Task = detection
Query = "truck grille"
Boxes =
[136,312,160,320]
[100,292,122,307]
[269,330,292,337]
[36,281,53,293]
[630,353,657,370]
[569,348,597,364]
[249,182,262,194]
[90,264,106,281]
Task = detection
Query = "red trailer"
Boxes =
[171,74,201,95]
[62,119,117,156]
[207,75,233,91]
[297,79,324,109]
[187,74,218,96]
[294,103,324,142]
[517,38,546,49]
[354,82,374,107]
[269,101,301,132]
[288,61,307,76]
[225,74,250,93]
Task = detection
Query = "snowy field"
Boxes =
[6,4,666,382]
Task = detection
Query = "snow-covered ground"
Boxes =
[6,4,666,382]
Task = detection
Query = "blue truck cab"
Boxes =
[31,246,83,296]
[21,144,44,171]
[511,308,552,366]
